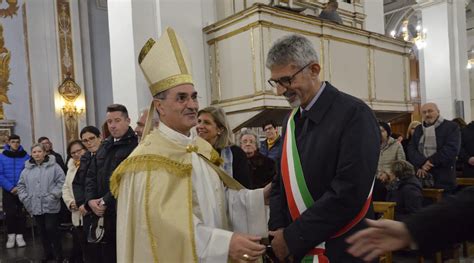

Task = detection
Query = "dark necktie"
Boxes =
[294,109,307,134]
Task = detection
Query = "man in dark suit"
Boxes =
[266,34,380,262]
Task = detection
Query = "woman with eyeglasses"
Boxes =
[72,126,102,263]
[62,140,87,262]
[197,106,251,188]
[17,143,65,262]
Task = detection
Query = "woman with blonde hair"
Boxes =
[197,106,251,188]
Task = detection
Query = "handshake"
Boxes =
[229,229,291,263]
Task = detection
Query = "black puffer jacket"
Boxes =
[72,151,94,209]
[386,176,423,221]
[84,127,138,215]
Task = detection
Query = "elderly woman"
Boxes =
[17,143,65,262]
[385,160,423,221]
[62,140,87,263]
[240,129,276,189]
[197,106,251,188]
[373,121,406,201]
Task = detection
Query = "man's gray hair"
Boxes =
[153,90,170,118]
[239,129,259,149]
[266,34,319,69]
[153,90,169,100]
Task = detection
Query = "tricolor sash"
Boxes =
[281,109,374,263]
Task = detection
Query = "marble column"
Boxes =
[416,0,471,121]
[107,0,215,123]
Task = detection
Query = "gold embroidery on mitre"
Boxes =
[150,74,193,96]
[167,27,188,74]
[138,38,156,64]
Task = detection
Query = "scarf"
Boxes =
[418,116,444,158]
[267,136,279,150]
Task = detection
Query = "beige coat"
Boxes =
[378,137,406,174]
[62,158,82,226]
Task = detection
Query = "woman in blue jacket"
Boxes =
[0,134,30,248]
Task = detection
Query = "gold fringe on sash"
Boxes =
[110,154,192,198]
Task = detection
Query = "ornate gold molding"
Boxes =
[250,28,257,93]
[0,0,19,18]
[0,24,12,120]
[367,47,373,101]
[22,3,35,140]
[57,0,75,79]
[56,0,81,143]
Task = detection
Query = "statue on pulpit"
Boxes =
[0,24,12,120]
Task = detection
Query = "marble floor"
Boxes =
[0,227,73,263]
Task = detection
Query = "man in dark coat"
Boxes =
[85,104,138,263]
[38,136,67,173]
[266,34,380,262]
[459,120,474,177]
[347,186,474,261]
[407,103,460,192]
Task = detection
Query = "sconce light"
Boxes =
[467,59,474,70]
[57,73,84,116]
[391,20,427,50]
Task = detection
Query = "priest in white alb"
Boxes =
[110,27,269,263]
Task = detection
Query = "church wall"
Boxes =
[363,0,384,35]
[24,0,65,154]
[466,14,474,121]
[2,0,33,150]
[158,0,217,107]
[87,0,113,126]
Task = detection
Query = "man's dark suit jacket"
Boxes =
[269,82,380,262]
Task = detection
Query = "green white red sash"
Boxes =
[281,109,374,263]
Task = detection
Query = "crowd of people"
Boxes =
[0,28,473,263]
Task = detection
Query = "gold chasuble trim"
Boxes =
[187,175,198,261]
[110,154,192,198]
[111,152,197,263]
[145,169,159,263]
[167,27,188,74]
